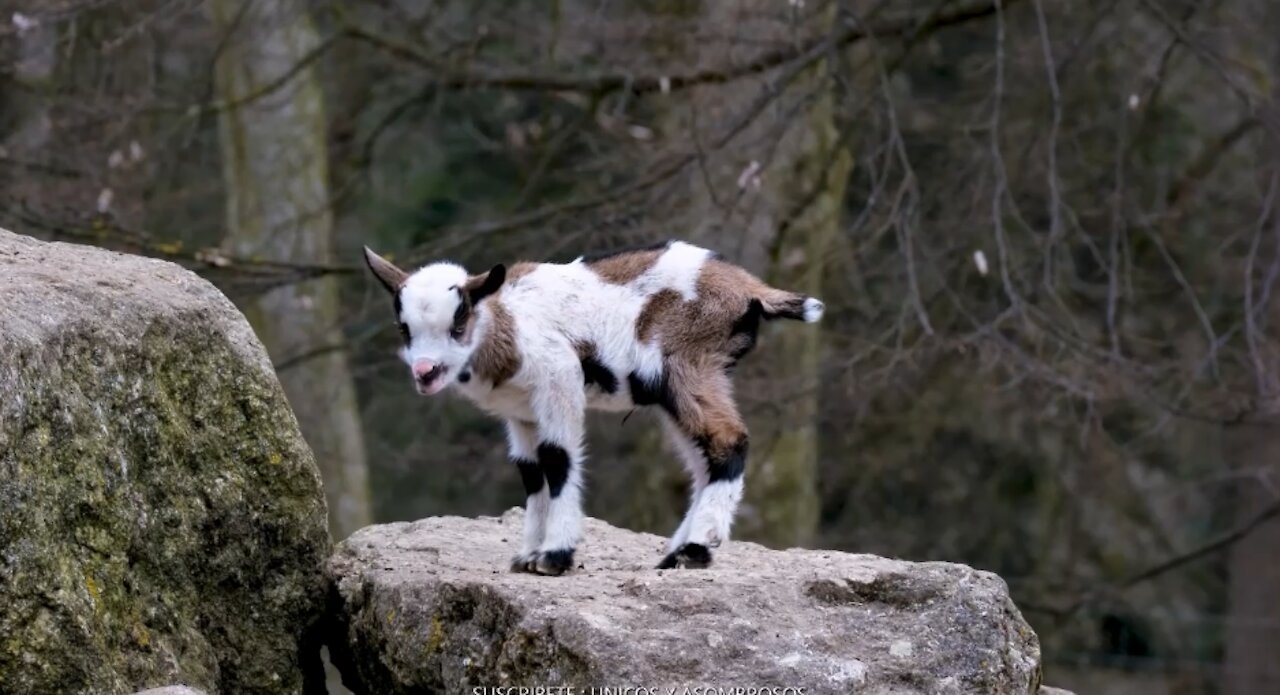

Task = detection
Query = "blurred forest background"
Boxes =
[3,0,1280,692]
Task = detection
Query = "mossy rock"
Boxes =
[0,229,331,695]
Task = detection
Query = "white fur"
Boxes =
[630,241,711,300]
[662,416,710,552]
[397,262,472,376]
[527,352,588,549]
[540,469,584,554]
[803,297,825,323]
[686,479,743,548]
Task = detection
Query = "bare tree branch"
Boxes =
[344,0,1016,97]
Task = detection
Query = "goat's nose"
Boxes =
[412,360,438,380]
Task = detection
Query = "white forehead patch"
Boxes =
[400,262,469,326]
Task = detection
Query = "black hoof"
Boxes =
[512,549,576,575]
[656,543,712,570]
[510,552,538,573]
[533,548,575,576]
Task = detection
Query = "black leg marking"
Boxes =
[656,543,713,570]
[537,443,571,498]
[727,299,763,364]
[581,353,619,394]
[514,458,543,496]
[535,548,576,576]
[695,434,747,484]
[628,370,676,416]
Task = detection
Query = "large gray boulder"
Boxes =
[0,230,331,694]
[326,510,1047,694]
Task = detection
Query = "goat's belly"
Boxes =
[586,387,635,413]
[584,353,663,414]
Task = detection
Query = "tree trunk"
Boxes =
[208,0,371,538]
[1222,421,1280,694]
[1,11,57,202]
[740,88,849,547]
[6,17,56,150]
[1221,25,1280,692]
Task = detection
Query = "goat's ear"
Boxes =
[363,246,408,294]
[465,264,506,305]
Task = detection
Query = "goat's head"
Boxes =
[364,247,505,395]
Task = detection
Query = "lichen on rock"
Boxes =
[0,229,331,695]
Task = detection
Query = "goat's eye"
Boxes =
[397,322,411,344]
[449,324,466,340]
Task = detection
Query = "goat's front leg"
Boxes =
[506,419,548,573]
[527,370,587,576]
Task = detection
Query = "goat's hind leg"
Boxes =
[657,366,747,570]
[657,415,711,569]
[506,419,548,573]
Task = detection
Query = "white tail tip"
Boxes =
[803,297,825,322]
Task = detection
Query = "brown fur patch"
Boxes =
[636,289,683,342]
[632,258,792,451]
[588,249,663,285]
[469,298,521,386]
[506,261,538,281]
[454,261,537,386]
[665,356,747,447]
[634,260,764,362]
[626,255,808,479]
[696,260,806,316]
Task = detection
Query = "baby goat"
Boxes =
[364,240,823,575]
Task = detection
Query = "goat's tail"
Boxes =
[757,286,825,323]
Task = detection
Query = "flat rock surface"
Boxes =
[326,509,1045,694]
[0,229,330,695]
